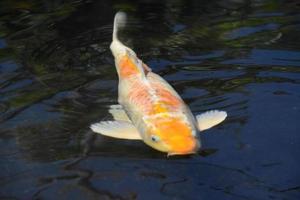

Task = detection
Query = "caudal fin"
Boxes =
[113,11,127,41]
[110,11,148,77]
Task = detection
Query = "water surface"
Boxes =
[1,0,300,199]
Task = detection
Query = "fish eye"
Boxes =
[151,135,160,142]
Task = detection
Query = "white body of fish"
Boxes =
[91,12,227,156]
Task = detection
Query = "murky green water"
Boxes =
[1,0,300,199]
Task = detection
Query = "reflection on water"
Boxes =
[1,0,300,199]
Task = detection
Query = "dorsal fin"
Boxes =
[142,62,152,75]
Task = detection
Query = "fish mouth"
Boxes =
[167,150,197,157]
[166,137,200,157]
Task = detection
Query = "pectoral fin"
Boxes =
[196,110,227,131]
[108,104,131,122]
[90,120,142,140]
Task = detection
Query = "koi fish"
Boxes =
[90,12,227,156]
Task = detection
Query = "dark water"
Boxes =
[1,0,300,199]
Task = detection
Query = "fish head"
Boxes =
[144,115,200,156]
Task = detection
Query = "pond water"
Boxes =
[1,0,300,199]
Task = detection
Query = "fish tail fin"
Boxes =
[113,11,127,41]
[110,11,128,58]
[110,12,147,78]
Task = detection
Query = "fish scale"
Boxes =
[125,74,183,116]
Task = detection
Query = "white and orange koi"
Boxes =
[90,12,227,156]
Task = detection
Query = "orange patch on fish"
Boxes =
[160,90,181,106]
[153,118,196,153]
[119,55,139,77]
[152,85,182,108]
[167,135,196,154]
[153,103,168,113]
[127,82,183,115]
[151,117,191,137]
[128,83,153,113]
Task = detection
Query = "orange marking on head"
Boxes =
[151,117,196,153]
[167,135,197,154]
[119,55,140,77]
[152,118,191,138]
